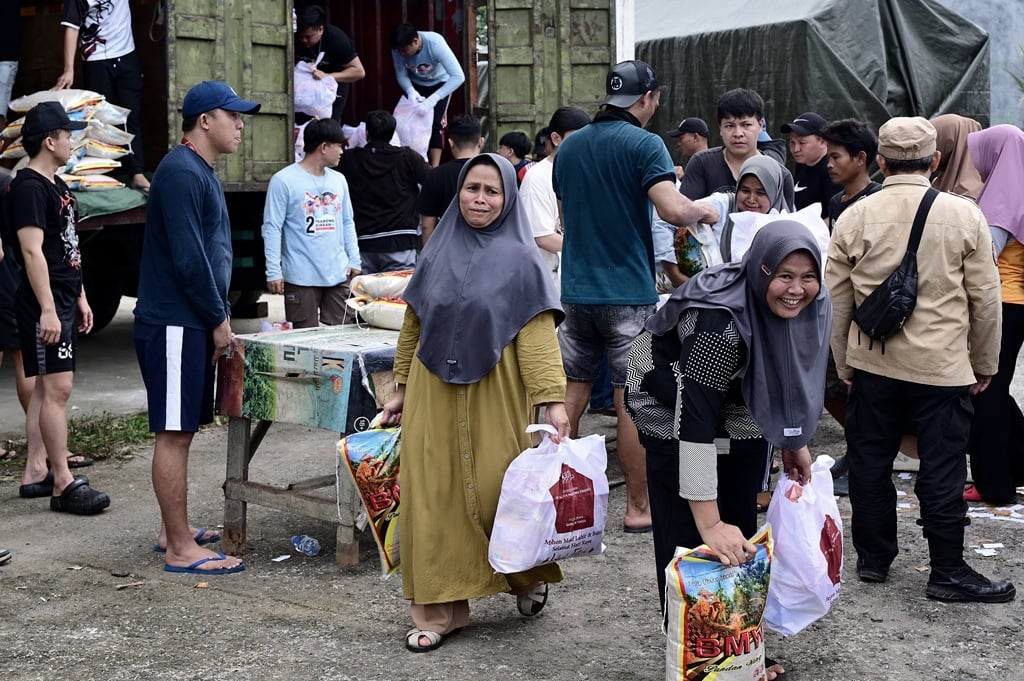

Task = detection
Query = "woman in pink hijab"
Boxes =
[964,124,1024,504]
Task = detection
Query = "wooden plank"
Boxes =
[224,480,355,527]
[287,475,337,491]
[223,416,251,555]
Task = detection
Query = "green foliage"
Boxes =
[68,412,153,459]
[1,412,152,470]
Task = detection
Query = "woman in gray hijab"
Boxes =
[625,220,831,678]
[381,153,570,653]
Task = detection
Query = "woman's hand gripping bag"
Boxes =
[488,425,608,574]
[665,526,773,681]
[764,455,843,636]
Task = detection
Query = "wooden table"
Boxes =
[215,325,397,565]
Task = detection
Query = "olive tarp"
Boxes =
[635,0,990,146]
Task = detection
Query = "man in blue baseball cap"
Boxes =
[133,81,260,575]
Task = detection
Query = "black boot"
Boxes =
[926,564,1016,603]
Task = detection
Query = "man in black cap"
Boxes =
[8,101,111,515]
[666,117,709,179]
[781,111,842,221]
[553,60,718,536]
[134,81,260,575]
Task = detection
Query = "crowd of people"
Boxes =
[1,3,1021,674]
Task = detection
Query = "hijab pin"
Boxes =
[760,264,772,276]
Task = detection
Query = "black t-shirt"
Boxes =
[794,155,843,219]
[294,24,358,104]
[417,158,470,217]
[10,169,83,296]
[679,145,791,201]
[828,181,883,228]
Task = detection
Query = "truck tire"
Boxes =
[84,273,123,335]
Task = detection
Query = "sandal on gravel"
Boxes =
[153,527,222,553]
[67,454,94,469]
[19,471,55,498]
[765,657,786,679]
[517,582,549,617]
[20,472,89,498]
[405,627,461,653]
[164,552,244,575]
[49,477,110,515]
[0,548,11,565]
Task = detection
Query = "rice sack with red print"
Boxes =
[665,525,773,681]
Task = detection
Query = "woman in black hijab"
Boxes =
[382,153,570,653]
[626,220,831,679]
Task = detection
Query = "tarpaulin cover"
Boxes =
[635,0,990,143]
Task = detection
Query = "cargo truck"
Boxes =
[13,0,623,332]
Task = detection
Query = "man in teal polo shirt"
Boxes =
[553,60,718,533]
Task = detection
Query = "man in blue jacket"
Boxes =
[134,81,259,575]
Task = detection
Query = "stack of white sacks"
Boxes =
[1,89,133,190]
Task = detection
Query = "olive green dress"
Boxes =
[394,307,566,604]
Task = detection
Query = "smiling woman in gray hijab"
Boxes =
[381,153,571,654]
[625,220,830,679]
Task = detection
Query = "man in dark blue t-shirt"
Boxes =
[135,81,259,575]
[553,60,718,535]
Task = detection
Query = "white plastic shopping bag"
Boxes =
[294,53,338,120]
[728,204,830,265]
[393,95,432,161]
[763,455,843,636]
[488,424,608,573]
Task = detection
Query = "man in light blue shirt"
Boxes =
[263,118,361,327]
[390,22,465,167]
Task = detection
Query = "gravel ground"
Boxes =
[1,412,1021,681]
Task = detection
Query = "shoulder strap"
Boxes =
[906,187,939,254]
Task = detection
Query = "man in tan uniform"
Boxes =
[827,116,1014,603]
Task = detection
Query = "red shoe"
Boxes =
[963,484,983,502]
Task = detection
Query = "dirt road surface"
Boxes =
[1,300,1020,680]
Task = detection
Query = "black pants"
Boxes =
[846,370,972,570]
[641,433,770,614]
[969,302,1024,503]
[83,51,145,175]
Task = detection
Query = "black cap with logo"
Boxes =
[604,60,660,108]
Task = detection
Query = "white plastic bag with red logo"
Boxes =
[393,95,432,161]
[764,454,844,636]
[488,425,608,574]
[294,52,338,120]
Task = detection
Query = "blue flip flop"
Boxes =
[163,552,244,575]
[153,527,221,553]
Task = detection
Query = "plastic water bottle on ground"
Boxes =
[291,534,321,556]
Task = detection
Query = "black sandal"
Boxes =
[50,477,110,515]
[20,472,89,498]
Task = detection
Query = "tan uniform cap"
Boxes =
[878,116,937,160]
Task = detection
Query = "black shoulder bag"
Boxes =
[851,187,939,352]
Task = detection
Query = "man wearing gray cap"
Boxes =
[134,81,260,575]
[553,60,718,535]
[827,116,1014,603]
